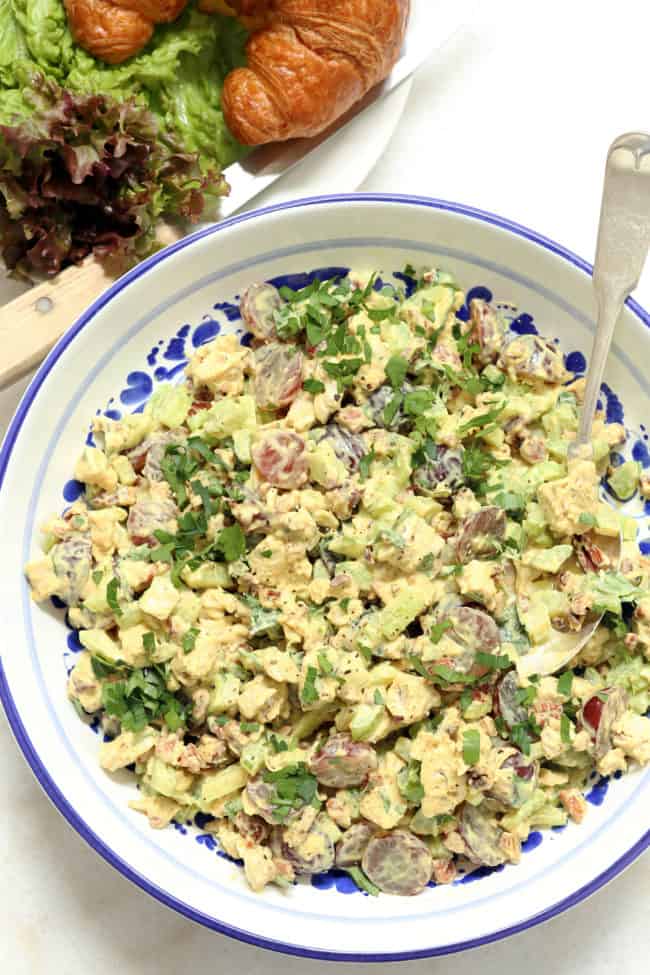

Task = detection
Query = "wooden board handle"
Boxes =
[0,259,115,390]
[0,225,183,391]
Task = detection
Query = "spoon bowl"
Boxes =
[518,132,650,676]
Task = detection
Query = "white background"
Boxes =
[2,0,650,971]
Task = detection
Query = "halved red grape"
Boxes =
[51,534,92,606]
[240,283,284,340]
[458,803,506,867]
[309,734,377,788]
[127,499,178,545]
[252,431,308,489]
[361,831,433,896]
[456,506,506,563]
[254,343,304,411]
[335,823,376,867]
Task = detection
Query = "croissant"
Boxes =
[220,0,410,144]
[64,0,189,64]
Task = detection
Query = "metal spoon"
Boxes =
[518,132,650,679]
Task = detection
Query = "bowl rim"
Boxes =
[1,192,649,961]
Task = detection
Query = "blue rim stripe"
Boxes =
[1,193,649,961]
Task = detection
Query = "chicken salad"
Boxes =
[25,265,650,896]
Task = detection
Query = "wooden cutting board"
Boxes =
[0,224,181,390]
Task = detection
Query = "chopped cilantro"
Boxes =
[306,318,329,347]
[429,620,451,644]
[385,354,409,389]
[142,632,156,655]
[383,392,403,427]
[102,665,188,733]
[453,325,481,369]
[301,666,320,704]
[462,728,481,765]
[188,437,227,470]
[90,655,123,679]
[510,716,541,756]
[462,441,507,487]
[182,627,199,654]
[318,653,334,676]
[262,763,318,821]
[106,577,122,616]
[345,865,380,897]
[557,671,574,697]
[407,655,431,679]
[150,543,174,564]
[494,715,508,736]
[240,722,260,733]
[427,322,446,350]
[366,305,395,323]
[560,712,573,744]
[475,651,510,671]
[260,549,273,558]
[403,389,434,416]
[216,524,246,562]
[458,403,505,435]
[515,686,537,706]
[430,664,478,685]
[418,552,436,573]
[191,479,219,518]
[359,447,376,482]
[269,734,289,754]
[303,378,325,395]
[323,358,363,384]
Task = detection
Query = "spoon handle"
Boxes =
[577,132,650,447]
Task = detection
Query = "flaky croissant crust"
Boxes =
[222,0,410,144]
[63,0,409,145]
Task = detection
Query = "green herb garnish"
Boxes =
[429,620,451,644]
[106,577,122,616]
[240,722,260,733]
[475,651,510,671]
[216,524,246,562]
[301,666,320,705]
[142,632,156,655]
[262,763,318,821]
[182,627,199,654]
[462,728,481,765]
[385,354,409,389]
[359,447,376,482]
[458,403,505,435]
[102,665,188,733]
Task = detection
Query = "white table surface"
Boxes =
[2,0,650,971]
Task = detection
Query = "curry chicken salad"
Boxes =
[25,267,650,897]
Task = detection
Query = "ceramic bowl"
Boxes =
[1,194,649,960]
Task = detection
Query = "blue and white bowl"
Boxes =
[1,194,649,960]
